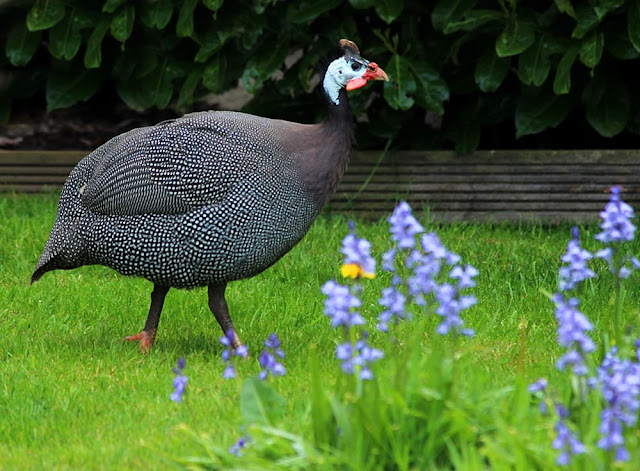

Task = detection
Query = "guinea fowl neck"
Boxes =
[299,88,354,208]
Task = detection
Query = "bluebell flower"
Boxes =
[558,228,595,291]
[258,333,286,380]
[377,285,407,332]
[321,280,364,329]
[388,201,424,249]
[336,335,383,380]
[420,232,447,258]
[434,283,476,337]
[220,330,248,380]
[170,357,188,403]
[229,434,251,457]
[450,264,479,289]
[528,378,548,393]
[596,186,636,244]
[552,418,586,466]
[340,231,376,278]
[594,347,640,462]
[381,248,396,272]
[552,295,595,376]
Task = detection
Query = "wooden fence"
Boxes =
[2,149,639,223]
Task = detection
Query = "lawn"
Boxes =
[1,193,639,470]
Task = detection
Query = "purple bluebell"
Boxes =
[336,336,383,380]
[258,333,286,380]
[594,347,640,462]
[229,435,251,457]
[558,228,595,291]
[552,418,586,466]
[170,357,188,403]
[220,330,248,380]
[340,231,376,276]
[552,295,595,376]
[450,264,479,289]
[321,280,364,329]
[381,248,396,272]
[434,283,476,337]
[596,186,636,244]
[528,378,548,393]
[388,201,424,249]
[377,285,407,332]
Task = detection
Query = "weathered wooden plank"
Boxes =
[349,150,640,165]
[331,191,622,202]
[0,150,86,165]
[345,164,640,175]
[337,182,630,193]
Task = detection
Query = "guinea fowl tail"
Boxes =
[31,248,59,284]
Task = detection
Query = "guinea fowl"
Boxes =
[31,39,388,352]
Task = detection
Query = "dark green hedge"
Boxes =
[2,0,640,152]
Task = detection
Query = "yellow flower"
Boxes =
[340,263,375,279]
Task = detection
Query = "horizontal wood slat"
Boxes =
[2,149,639,223]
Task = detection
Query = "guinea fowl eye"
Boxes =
[351,62,361,71]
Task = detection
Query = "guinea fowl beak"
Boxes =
[345,63,389,91]
[362,62,389,82]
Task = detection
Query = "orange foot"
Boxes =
[124,331,155,353]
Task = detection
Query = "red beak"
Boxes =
[346,62,389,91]
[362,62,389,82]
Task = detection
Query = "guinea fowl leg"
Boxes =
[208,283,243,348]
[124,284,170,353]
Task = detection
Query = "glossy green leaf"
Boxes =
[383,54,416,111]
[517,36,551,86]
[84,17,111,68]
[583,71,630,137]
[443,9,503,34]
[375,0,404,24]
[571,5,598,39]
[194,30,225,63]
[110,4,135,43]
[594,0,624,20]
[431,0,476,31]
[553,43,579,95]
[495,21,535,57]
[176,0,198,37]
[178,69,202,107]
[628,0,640,52]
[139,0,173,29]
[410,61,449,114]
[286,0,342,24]
[240,377,286,426]
[515,88,572,138]
[48,13,82,60]
[241,41,289,93]
[6,23,41,66]
[202,0,224,12]
[202,53,227,92]
[46,62,103,111]
[474,50,510,93]
[102,0,127,14]
[26,0,65,31]
[554,0,576,19]
[579,28,604,68]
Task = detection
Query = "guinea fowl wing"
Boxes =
[80,111,276,217]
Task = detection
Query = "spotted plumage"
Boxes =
[32,39,388,351]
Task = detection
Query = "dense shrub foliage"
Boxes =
[3,0,640,151]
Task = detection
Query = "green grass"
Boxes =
[1,194,639,469]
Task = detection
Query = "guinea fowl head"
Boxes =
[322,39,389,105]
